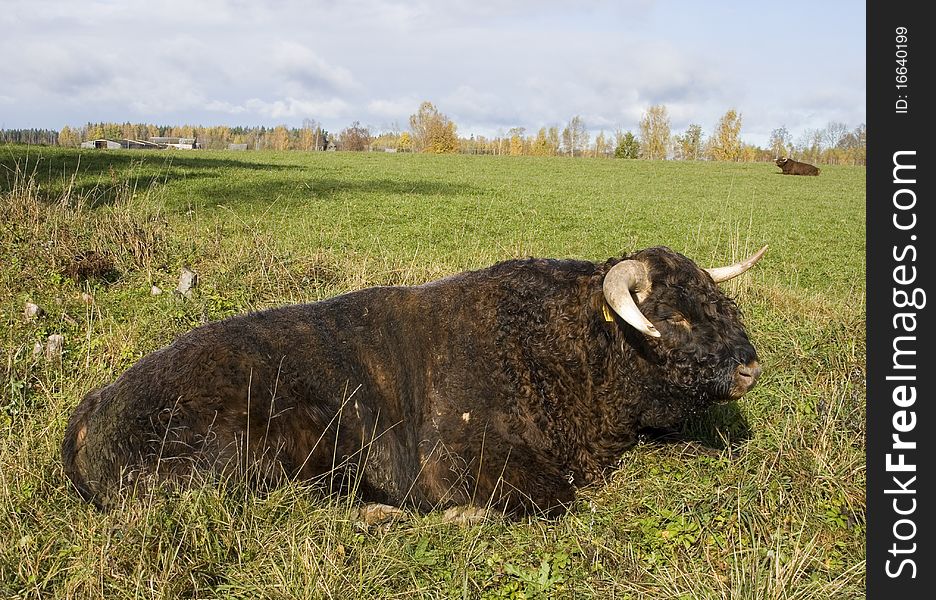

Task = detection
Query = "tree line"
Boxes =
[0,129,59,146]
[2,102,865,165]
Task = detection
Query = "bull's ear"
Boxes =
[705,245,768,283]
[602,260,661,338]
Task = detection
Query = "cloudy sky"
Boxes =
[1,0,864,146]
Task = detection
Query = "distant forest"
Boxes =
[1,102,865,165]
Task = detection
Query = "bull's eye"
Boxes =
[666,312,691,330]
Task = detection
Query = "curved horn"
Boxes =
[705,245,768,283]
[602,260,660,338]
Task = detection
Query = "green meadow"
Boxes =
[1,146,865,598]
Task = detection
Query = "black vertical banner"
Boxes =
[867,3,933,597]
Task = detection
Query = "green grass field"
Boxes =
[1,146,865,598]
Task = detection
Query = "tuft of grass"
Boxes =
[1,145,865,598]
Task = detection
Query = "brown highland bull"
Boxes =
[63,246,766,516]
[775,157,820,176]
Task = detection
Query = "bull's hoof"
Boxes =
[441,506,491,526]
[354,503,406,527]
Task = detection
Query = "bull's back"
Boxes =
[61,284,461,507]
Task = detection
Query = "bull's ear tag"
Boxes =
[602,302,615,322]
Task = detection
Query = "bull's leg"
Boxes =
[441,505,491,526]
[409,432,574,517]
[354,502,406,525]
[471,443,575,518]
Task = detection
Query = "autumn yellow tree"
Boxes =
[834,123,865,165]
[84,123,105,140]
[409,101,458,154]
[638,105,670,160]
[594,131,608,157]
[58,125,80,147]
[508,127,526,156]
[172,125,195,139]
[270,125,290,151]
[397,132,413,152]
[708,109,743,161]
[530,128,553,156]
[427,122,459,153]
[296,127,315,150]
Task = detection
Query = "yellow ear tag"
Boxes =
[602,302,615,322]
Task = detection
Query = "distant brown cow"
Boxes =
[775,157,820,176]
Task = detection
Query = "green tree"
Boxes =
[673,124,703,160]
[614,131,640,159]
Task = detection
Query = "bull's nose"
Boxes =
[735,360,762,391]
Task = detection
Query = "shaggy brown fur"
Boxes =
[775,157,820,176]
[63,247,761,516]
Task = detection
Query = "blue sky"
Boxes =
[0,0,865,146]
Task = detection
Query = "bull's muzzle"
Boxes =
[730,360,762,399]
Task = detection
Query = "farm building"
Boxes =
[149,136,199,149]
[80,139,123,150]
[80,139,162,150]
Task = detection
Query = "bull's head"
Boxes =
[775,157,788,167]
[602,246,766,401]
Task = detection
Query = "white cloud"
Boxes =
[128,87,208,115]
[0,0,864,145]
[443,85,510,124]
[204,100,248,115]
[244,97,351,120]
[367,97,420,119]
[1,40,117,94]
[272,42,359,93]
